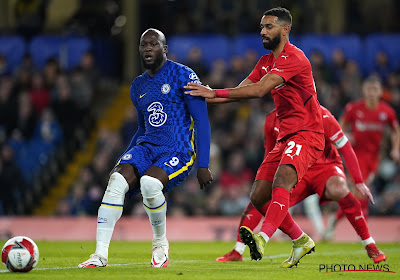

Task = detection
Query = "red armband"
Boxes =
[215,89,229,98]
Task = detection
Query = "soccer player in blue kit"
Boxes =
[79,28,213,268]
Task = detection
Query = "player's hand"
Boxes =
[355,183,374,204]
[197,167,213,189]
[184,82,216,98]
[390,148,400,163]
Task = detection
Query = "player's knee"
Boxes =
[106,172,129,197]
[140,175,163,199]
[325,176,349,201]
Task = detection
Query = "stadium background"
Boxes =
[0,0,399,242]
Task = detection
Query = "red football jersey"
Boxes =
[248,42,323,140]
[264,106,343,165]
[342,100,398,155]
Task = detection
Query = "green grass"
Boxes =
[1,241,399,279]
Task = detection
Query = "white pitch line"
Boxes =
[1,248,399,273]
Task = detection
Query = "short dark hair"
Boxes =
[264,7,292,27]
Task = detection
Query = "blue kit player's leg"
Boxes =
[79,144,152,268]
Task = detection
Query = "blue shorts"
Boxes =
[117,142,195,195]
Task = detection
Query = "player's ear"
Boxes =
[283,24,290,36]
[164,45,168,54]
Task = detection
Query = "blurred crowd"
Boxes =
[54,44,400,218]
[0,51,99,215]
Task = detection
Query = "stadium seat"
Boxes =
[364,34,400,76]
[0,35,26,73]
[300,34,362,68]
[232,33,301,59]
[65,37,92,71]
[29,35,92,71]
[29,35,63,70]
[168,34,230,69]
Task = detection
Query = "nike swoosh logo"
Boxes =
[152,256,160,266]
[140,93,147,98]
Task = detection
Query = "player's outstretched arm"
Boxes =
[186,96,213,189]
[184,73,283,100]
[390,123,400,163]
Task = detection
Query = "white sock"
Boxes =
[303,194,325,236]
[141,176,167,243]
[234,242,246,255]
[259,232,270,243]
[95,172,128,259]
[361,237,375,247]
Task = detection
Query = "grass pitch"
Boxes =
[0,241,399,279]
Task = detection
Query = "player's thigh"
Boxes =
[314,164,349,202]
[153,151,194,193]
[279,131,324,183]
[117,144,153,178]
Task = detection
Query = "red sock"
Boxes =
[337,193,371,240]
[335,208,345,221]
[236,202,263,242]
[260,187,290,238]
[279,211,303,240]
[259,201,271,216]
[359,198,369,220]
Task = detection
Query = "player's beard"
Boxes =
[263,34,281,50]
[141,54,164,70]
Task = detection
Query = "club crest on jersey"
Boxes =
[379,112,387,121]
[122,154,132,160]
[189,73,198,80]
[161,84,171,94]
[147,102,167,127]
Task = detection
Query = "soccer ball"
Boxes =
[1,236,39,272]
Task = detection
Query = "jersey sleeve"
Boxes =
[323,109,346,149]
[385,104,399,128]
[269,53,304,82]
[183,67,211,168]
[342,102,355,123]
[247,56,266,83]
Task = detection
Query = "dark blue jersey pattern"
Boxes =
[128,59,210,168]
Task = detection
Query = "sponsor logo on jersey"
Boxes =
[355,120,384,132]
[147,102,167,127]
[161,84,171,94]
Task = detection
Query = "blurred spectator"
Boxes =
[0,55,11,77]
[29,72,50,116]
[310,50,333,83]
[0,77,18,136]
[340,60,362,100]
[0,144,25,215]
[70,66,93,116]
[185,47,208,79]
[79,51,100,90]
[373,51,391,83]
[43,58,59,89]
[120,108,138,147]
[331,48,347,83]
[15,91,37,139]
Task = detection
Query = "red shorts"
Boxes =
[255,131,324,183]
[355,151,379,182]
[289,162,346,205]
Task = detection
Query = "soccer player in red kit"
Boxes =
[325,76,400,237]
[216,106,386,265]
[185,7,325,261]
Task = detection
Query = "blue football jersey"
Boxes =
[130,59,203,155]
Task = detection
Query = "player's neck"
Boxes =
[365,99,379,109]
[147,59,167,77]
[272,39,289,59]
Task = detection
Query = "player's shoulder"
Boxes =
[345,99,363,111]
[320,106,334,118]
[284,42,308,61]
[379,100,396,111]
